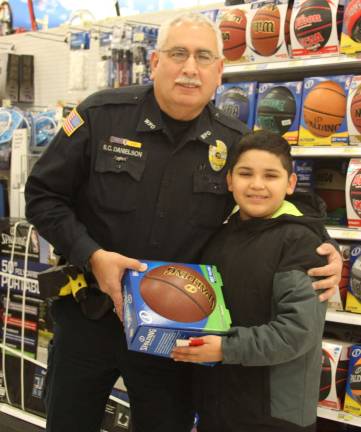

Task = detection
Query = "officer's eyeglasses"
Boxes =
[159,47,220,66]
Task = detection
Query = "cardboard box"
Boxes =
[347,75,361,146]
[340,0,361,54]
[215,81,257,129]
[123,260,231,358]
[319,338,352,410]
[344,344,361,416]
[346,159,361,228]
[346,243,361,313]
[254,80,303,145]
[298,75,351,146]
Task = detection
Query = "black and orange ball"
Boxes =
[303,80,346,137]
[350,358,361,404]
[294,0,333,51]
[344,0,361,42]
[256,86,296,135]
[285,7,292,46]
[219,9,247,61]
[350,168,361,218]
[319,350,332,401]
[351,86,361,134]
[218,87,249,123]
[251,4,281,56]
[140,264,216,323]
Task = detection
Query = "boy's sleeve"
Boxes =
[222,229,327,366]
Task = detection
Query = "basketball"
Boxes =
[319,350,332,401]
[140,264,216,323]
[219,9,247,61]
[344,0,361,42]
[303,80,346,137]
[218,86,250,123]
[350,168,361,219]
[285,7,292,46]
[256,86,296,135]
[294,0,333,51]
[351,86,361,134]
[315,168,346,212]
[250,4,281,56]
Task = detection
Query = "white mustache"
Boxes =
[175,77,202,87]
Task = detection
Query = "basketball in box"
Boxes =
[217,5,250,64]
[290,0,340,57]
[254,81,303,145]
[123,260,231,358]
[245,0,290,63]
[347,76,361,145]
[346,243,361,313]
[299,75,351,146]
[344,344,361,416]
[318,338,351,410]
[215,82,257,129]
[341,0,361,54]
[346,159,361,228]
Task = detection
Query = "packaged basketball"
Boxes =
[245,0,290,62]
[347,75,361,145]
[254,81,303,144]
[341,0,361,54]
[215,81,258,129]
[319,339,352,410]
[122,260,231,359]
[299,75,352,146]
[290,0,340,57]
[346,159,361,229]
[217,5,250,63]
[344,344,361,416]
[345,243,361,313]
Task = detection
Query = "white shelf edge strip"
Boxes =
[317,406,361,426]
[291,146,361,157]
[326,226,361,240]
[0,403,46,428]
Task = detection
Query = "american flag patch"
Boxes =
[63,108,84,137]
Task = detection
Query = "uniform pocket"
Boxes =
[90,140,147,213]
[190,170,230,228]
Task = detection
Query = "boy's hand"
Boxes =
[308,242,342,302]
[171,335,223,363]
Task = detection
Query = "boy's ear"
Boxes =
[226,171,233,192]
[286,173,298,195]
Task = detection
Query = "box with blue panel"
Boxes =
[254,81,303,145]
[123,260,231,358]
[215,82,257,129]
[298,75,352,146]
[344,344,361,416]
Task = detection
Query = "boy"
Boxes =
[172,130,328,432]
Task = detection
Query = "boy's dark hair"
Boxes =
[229,130,293,176]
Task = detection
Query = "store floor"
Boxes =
[0,412,44,432]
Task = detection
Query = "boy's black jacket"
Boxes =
[194,192,328,432]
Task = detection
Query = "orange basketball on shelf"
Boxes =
[219,9,247,61]
[303,80,346,137]
[250,4,280,56]
[351,86,361,134]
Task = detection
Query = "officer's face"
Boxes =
[151,22,223,121]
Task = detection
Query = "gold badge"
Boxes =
[209,140,227,172]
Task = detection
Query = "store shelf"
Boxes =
[326,226,361,241]
[317,406,361,426]
[291,146,361,157]
[326,310,361,325]
[0,403,45,429]
[223,55,361,78]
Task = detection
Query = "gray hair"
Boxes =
[156,12,224,58]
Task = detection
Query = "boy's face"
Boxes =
[227,149,297,220]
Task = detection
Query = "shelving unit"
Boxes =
[317,406,361,427]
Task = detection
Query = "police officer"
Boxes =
[25,12,341,432]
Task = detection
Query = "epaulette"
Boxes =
[211,104,250,136]
[78,84,152,110]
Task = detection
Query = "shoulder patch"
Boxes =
[63,108,84,137]
[212,105,250,135]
